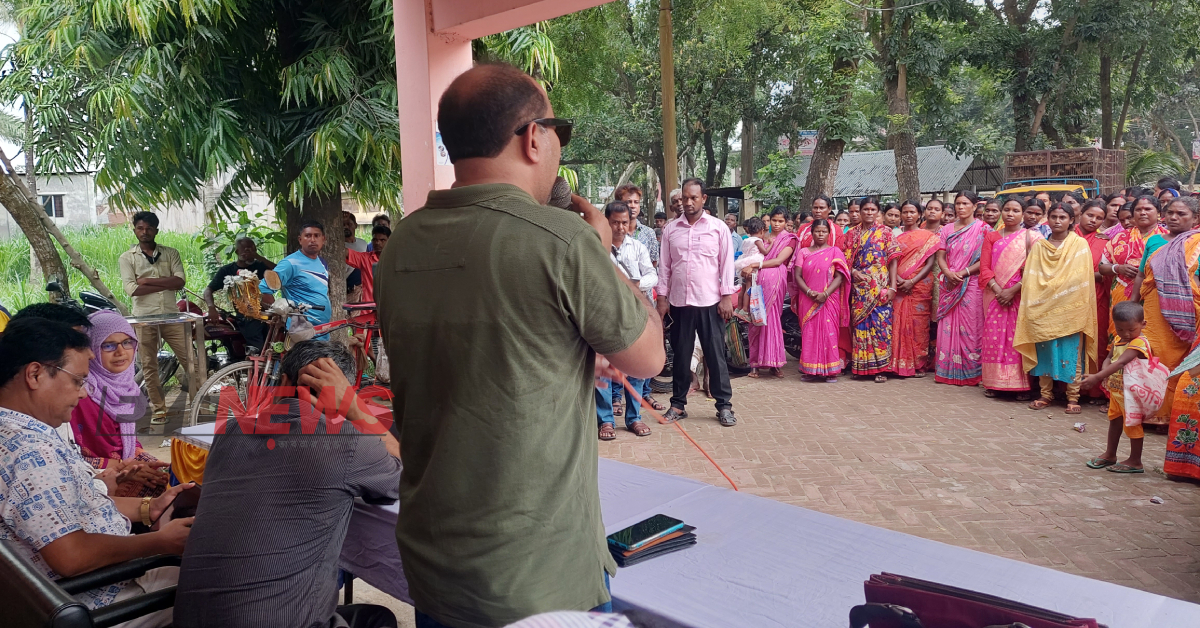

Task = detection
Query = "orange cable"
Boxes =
[611,371,739,492]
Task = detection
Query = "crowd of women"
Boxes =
[736,182,1200,481]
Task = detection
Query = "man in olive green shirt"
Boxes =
[117,211,191,423]
[376,64,664,628]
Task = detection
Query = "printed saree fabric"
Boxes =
[935,220,989,385]
[841,225,902,375]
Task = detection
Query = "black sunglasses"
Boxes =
[514,118,573,147]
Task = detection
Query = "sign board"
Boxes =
[599,186,615,200]
[797,130,819,156]
[1193,138,1200,161]
[434,125,451,166]
[777,135,790,151]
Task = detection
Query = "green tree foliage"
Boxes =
[0,0,403,217]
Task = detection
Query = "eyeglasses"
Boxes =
[101,339,137,353]
[514,118,573,147]
[41,363,95,395]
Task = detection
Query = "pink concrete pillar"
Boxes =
[394,0,473,213]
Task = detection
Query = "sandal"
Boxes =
[910,372,927,378]
[598,424,616,441]
[612,402,624,418]
[747,369,760,379]
[1106,463,1144,474]
[1015,392,1033,402]
[627,421,652,437]
[1028,398,1052,410]
[1086,457,1117,469]
[772,368,785,379]
[1065,403,1082,415]
[150,410,169,425]
[825,377,838,383]
[874,374,887,383]
[646,396,667,412]
[983,389,996,398]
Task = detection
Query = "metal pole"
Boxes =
[658,0,679,216]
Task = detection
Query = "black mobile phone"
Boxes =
[607,514,685,551]
[153,485,202,525]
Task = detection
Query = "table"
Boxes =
[174,426,1200,627]
[128,312,207,405]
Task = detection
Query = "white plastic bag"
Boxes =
[1123,356,1170,427]
[747,275,767,327]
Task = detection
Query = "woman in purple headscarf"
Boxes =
[70,309,169,497]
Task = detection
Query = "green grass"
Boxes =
[0,226,286,312]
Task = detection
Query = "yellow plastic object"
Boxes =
[998,184,1090,198]
[170,438,208,485]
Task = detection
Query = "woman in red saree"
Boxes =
[792,219,850,381]
[889,199,940,377]
[745,207,797,378]
[796,193,843,249]
[979,199,1041,396]
[1100,196,1166,346]
[1075,200,1113,399]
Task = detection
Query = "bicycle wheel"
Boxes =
[187,361,255,427]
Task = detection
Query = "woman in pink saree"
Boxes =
[935,191,991,386]
[745,207,797,378]
[792,219,850,382]
[979,199,1041,396]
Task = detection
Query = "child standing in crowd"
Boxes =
[734,216,769,318]
[1080,301,1150,474]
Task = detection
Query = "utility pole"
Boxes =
[658,0,679,215]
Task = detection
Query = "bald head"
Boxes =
[438,64,549,163]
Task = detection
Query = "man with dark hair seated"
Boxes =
[10,301,93,331]
[175,340,402,628]
[0,317,194,628]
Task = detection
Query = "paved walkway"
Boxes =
[600,367,1200,603]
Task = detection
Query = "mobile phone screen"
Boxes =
[152,485,202,526]
[607,514,685,550]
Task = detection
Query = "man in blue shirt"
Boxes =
[260,221,332,333]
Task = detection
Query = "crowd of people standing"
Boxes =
[725,178,1200,480]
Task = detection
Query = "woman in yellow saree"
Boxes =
[1015,204,1098,415]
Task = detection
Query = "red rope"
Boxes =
[610,372,739,492]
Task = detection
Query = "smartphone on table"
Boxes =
[607,514,685,551]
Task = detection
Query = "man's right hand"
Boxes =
[157,517,194,555]
[656,296,670,320]
[570,194,612,252]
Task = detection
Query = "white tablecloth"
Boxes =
[177,425,1200,627]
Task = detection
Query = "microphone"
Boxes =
[548,176,573,209]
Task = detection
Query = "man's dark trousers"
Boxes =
[668,304,733,411]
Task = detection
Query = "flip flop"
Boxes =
[150,411,169,425]
[1028,398,1052,410]
[1086,457,1117,469]
[1106,463,1144,474]
[1065,404,1082,415]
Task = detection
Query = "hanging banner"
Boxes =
[797,130,819,156]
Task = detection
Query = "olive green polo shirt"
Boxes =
[376,184,648,628]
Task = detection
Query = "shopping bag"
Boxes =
[747,276,767,327]
[725,319,747,368]
[1123,357,1169,427]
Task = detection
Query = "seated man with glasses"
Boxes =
[0,317,195,628]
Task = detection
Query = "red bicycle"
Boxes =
[186,272,386,427]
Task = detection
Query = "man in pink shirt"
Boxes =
[656,178,738,427]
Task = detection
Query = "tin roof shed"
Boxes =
[791,145,1002,198]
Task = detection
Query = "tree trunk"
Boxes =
[285,200,302,255]
[0,149,128,312]
[716,130,731,188]
[306,191,348,345]
[1113,43,1147,149]
[740,116,755,188]
[1100,53,1113,149]
[886,63,920,201]
[703,127,717,188]
[799,129,846,212]
[644,163,659,217]
[614,161,640,199]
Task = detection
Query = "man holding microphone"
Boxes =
[375,63,664,628]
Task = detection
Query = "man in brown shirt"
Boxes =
[375,64,664,628]
[117,210,190,423]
